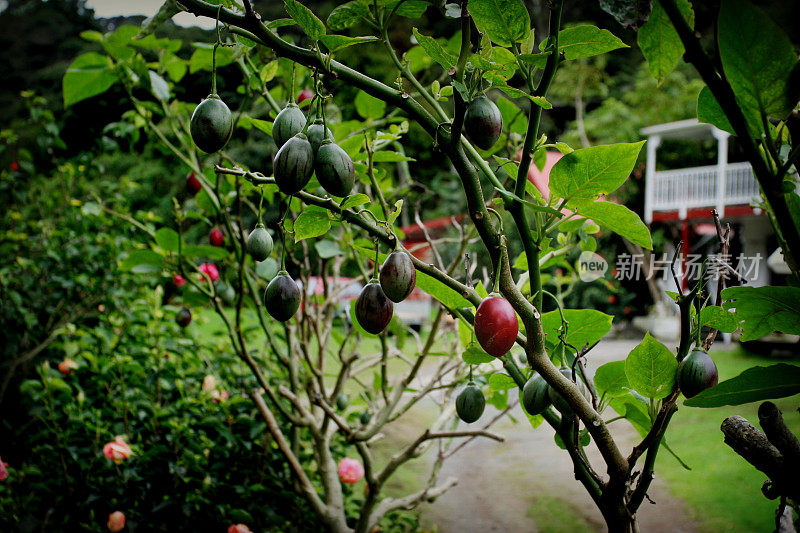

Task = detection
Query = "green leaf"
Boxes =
[685,364,800,407]
[284,0,326,40]
[469,0,530,47]
[319,35,379,53]
[517,53,550,70]
[462,344,494,365]
[594,361,630,399]
[488,372,517,391]
[355,90,386,120]
[154,227,180,252]
[697,306,737,333]
[412,28,457,72]
[241,116,273,136]
[385,0,429,18]
[148,70,170,102]
[575,201,652,249]
[353,245,470,308]
[119,250,163,273]
[637,0,694,85]
[718,0,798,119]
[327,1,369,31]
[340,193,371,211]
[722,286,800,341]
[557,25,628,60]
[294,210,331,241]
[183,244,230,260]
[189,43,234,74]
[63,52,117,108]
[696,86,734,135]
[387,199,403,225]
[540,309,613,350]
[315,240,343,258]
[624,332,677,399]
[549,141,645,204]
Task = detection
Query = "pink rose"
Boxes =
[338,457,364,485]
[228,525,251,533]
[198,263,220,282]
[0,457,9,481]
[58,358,79,375]
[103,436,132,464]
[107,511,125,532]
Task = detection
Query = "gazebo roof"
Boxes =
[640,118,718,141]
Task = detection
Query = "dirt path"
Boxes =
[397,340,699,533]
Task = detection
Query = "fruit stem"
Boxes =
[257,185,264,221]
[290,62,296,103]
[373,238,380,279]
[211,5,223,96]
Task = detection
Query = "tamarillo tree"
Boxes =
[60,0,800,531]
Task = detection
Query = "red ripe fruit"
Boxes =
[210,228,224,247]
[474,296,518,357]
[186,172,202,195]
[297,88,314,104]
[173,274,186,287]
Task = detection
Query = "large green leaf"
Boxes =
[319,35,379,53]
[183,244,230,260]
[594,361,630,399]
[119,250,164,273]
[294,210,331,242]
[697,305,737,333]
[154,227,180,252]
[575,201,652,249]
[63,52,118,108]
[354,90,386,120]
[722,286,800,341]
[685,364,800,407]
[624,332,677,399]
[696,86,733,135]
[718,0,798,119]
[469,0,530,47]
[412,29,457,72]
[284,0,326,40]
[188,43,235,74]
[637,0,694,85]
[557,25,628,60]
[540,309,613,350]
[462,344,494,365]
[549,142,645,204]
[326,1,369,31]
[488,372,516,391]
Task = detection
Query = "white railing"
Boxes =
[647,162,759,219]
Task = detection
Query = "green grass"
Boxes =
[655,346,800,533]
[526,496,594,533]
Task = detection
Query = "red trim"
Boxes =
[651,204,757,221]
[400,214,467,240]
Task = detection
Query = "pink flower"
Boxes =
[338,457,364,485]
[173,274,186,287]
[0,457,9,481]
[198,263,219,282]
[202,375,217,392]
[58,358,79,375]
[211,389,229,403]
[103,436,132,464]
[228,525,251,533]
[107,511,125,532]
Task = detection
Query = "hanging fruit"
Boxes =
[379,251,416,303]
[355,280,393,334]
[175,306,192,328]
[678,348,719,398]
[307,117,333,154]
[246,223,273,262]
[185,172,202,195]
[264,271,301,322]
[474,296,518,357]
[274,133,314,195]
[548,367,589,417]
[272,103,306,148]
[314,140,355,197]
[522,373,551,415]
[209,227,224,247]
[336,393,349,410]
[190,95,233,153]
[455,382,485,423]
[359,411,371,425]
[463,96,503,150]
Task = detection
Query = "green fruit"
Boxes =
[215,281,236,305]
[307,118,333,154]
[548,367,588,417]
[314,140,355,197]
[247,223,273,262]
[463,96,503,150]
[678,349,718,398]
[273,103,306,148]
[379,251,416,303]
[455,382,485,423]
[274,133,314,194]
[359,411,371,425]
[522,373,551,415]
[190,94,233,153]
[264,270,301,322]
[175,306,192,328]
[355,280,393,334]
[336,393,349,410]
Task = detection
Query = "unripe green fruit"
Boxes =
[272,103,306,148]
[359,411,371,425]
[379,251,416,303]
[336,393,349,410]
[246,224,273,262]
[215,281,236,305]
[190,95,233,153]
[264,271,301,322]
[463,96,503,150]
[274,133,314,194]
[548,367,589,417]
[522,373,551,415]
[678,349,718,398]
[456,382,485,423]
[307,118,333,154]
[355,280,393,334]
[314,140,355,197]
